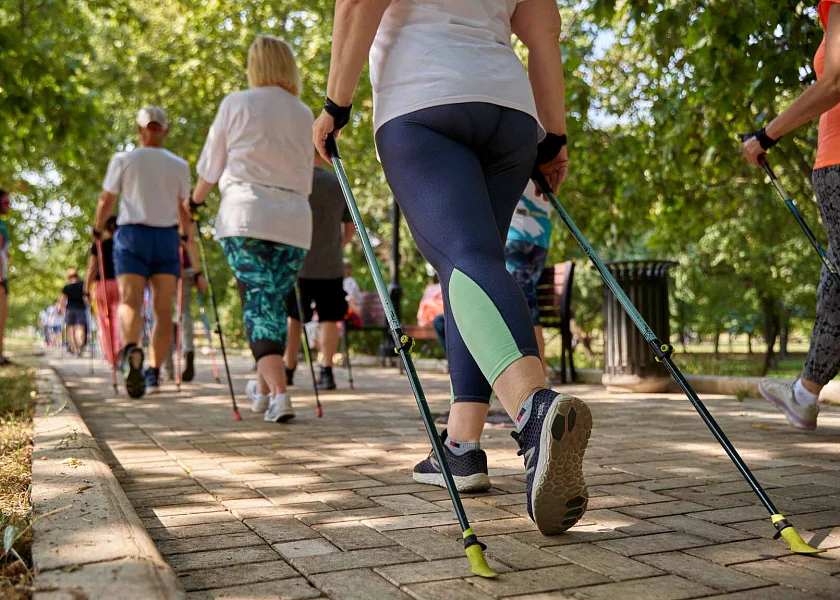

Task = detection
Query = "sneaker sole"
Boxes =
[125,348,146,399]
[412,472,491,493]
[264,411,296,423]
[182,351,195,382]
[532,395,592,535]
[759,382,815,431]
[250,401,269,413]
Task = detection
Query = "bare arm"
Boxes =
[85,255,98,295]
[511,0,567,135]
[313,0,392,159]
[744,4,840,165]
[342,221,355,247]
[191,177,215,205]
[93,191,117,233]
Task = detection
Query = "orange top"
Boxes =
[815,0,840,169]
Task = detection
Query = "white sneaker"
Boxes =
[264,393,295,423]
[759,378,819,430]
[246,380,269,413]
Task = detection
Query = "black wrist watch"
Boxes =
[752,127,780,151]
[535,133,568,167]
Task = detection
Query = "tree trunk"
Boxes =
[713,324,722,359]
[779,308,790,360]
[747,333,753,355]
[761,297,780,375]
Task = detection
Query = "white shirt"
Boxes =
[343,276,363,307]
[369,0,539,134]
[197,87,315,250]
[103,147,191,228]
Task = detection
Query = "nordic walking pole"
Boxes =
[175,241,185,392]
[192,211,242,421]
[326,134,497,577]
[88,306,95,375]
[197,291,222,383]
[531,170,823,554]
[294,283,323,418]
[761,159,840,288]
[95,238,119,393]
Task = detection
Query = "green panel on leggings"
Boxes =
[449,268,523,385]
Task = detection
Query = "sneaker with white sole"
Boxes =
[264,392,295,423]
[246,379,269,413]
[511,389,592,535]
[759,378,819,430]
[412,429,491,492]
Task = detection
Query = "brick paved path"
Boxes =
[53,353,840,599]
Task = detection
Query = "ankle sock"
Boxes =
[445,437,480,456]
[794,379,819,407]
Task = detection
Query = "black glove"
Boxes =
[92,228,102,240]
[745,127,780,151]
[325,97,352,132]
[189,197,202,213]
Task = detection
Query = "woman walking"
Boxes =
[86,216,122,366]
[60,268,88,356]
[743,0,840,431]
[191,35,313,423]
[313,0,588,535]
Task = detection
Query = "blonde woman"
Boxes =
[191,36,314,423]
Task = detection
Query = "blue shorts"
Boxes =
[114,225,180,278]
[505,239,548,326]
[65,306,88,326]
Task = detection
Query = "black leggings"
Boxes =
[377,102,539,403]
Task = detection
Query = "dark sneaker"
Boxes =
[182,350,195,382]
[144,367,161,390]
[122,345,146,399]
[413,429,491,492]
[317,367,336,390]
[511,390,592,535]
[286,367,295,387]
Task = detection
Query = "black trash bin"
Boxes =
[602,260,676,392]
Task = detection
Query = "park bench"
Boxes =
[344,261,576,382]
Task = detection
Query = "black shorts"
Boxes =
[286,278,348,323]
[65,306,88,326]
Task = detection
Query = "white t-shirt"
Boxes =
[103,147,191,228]
[197,87,315,250]
[369,0,539,133]
[343,276,363,307]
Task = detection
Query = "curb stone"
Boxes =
[31,366,185,600]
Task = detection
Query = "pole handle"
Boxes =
[326,133,340,160]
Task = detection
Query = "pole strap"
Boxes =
[394,334,416,355]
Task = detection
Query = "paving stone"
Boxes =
[179,560,298,591]
[403,579,497,600]
[662,488,751,509]
[375,556,511,585]
[734,559,840,598]
[363,512,459,532]
[298,506,397,525]
[307,490,377,510]
[699,586,815,600]
[148,520,250,542]
[310,569,410,600]
[469,564,609,596]
[168,545,281,572]
[648,515,755,543]
[616,500,713,519]
[572,575,715,599]
[142,510,238,529]
[550,543,664,581]
[684,539,792,565]
[372,494,449,515]
[157,531,266,555]
[638,552,767,592]
[596,532,711,556]
[779,546,840,575]
[245,517,321,544]
[185,577,322,599]
[482,535,566,570]
[289,546,422,575]
[228,502,335,520]
[314,521,397,551]
[273,538,339,559]
[687,505,769,525]
[382,528,466,560]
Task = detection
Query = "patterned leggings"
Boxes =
[803,166,840,386]
[220,237,306,361]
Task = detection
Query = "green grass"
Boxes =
[0,362,36,600]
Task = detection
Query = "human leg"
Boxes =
[311,278,346,388]
[222,237,306,420]
[379,103,589,531]
[117,274,146,348]
[181,270,195,381]
[761,166,840,430]
[149,274,177,369]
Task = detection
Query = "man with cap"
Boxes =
[92,106,191,398]
[0,189,11,366]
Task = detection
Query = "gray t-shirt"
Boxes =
[299,167,351,279]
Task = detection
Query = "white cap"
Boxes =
[136,106,168,130]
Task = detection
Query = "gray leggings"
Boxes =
[803,166,840,386]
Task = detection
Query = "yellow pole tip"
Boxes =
[780,526,826,555]
[465,545,498,578]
